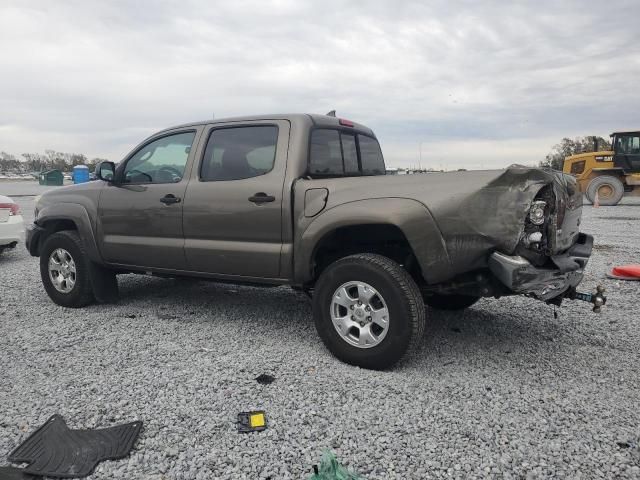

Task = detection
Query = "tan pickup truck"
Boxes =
[26,114,603,369]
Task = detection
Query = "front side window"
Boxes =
[200,126,278,181]
[123,131,195,184]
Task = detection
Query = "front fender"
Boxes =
[36,203,101,262]
[294,198,452,284]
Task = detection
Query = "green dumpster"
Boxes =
[39,169,64,186]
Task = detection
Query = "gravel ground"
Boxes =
[0,180,73,196]
[1,193,639,479]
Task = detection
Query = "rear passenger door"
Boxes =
[182,120,290,278]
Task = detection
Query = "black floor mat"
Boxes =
[0,466,39,480]
[7,415,142,478]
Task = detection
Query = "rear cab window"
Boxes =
[308,128,385,177]
[358,135,386,175]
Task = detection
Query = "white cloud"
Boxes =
[1,0,639,167]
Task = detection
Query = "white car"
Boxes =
[0,195,24,254]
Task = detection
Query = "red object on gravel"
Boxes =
[607,265,640,281]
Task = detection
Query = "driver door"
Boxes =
[97,129,201,270]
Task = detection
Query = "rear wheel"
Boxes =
[423,293,480,311]
[586,175,624,206]
[40,230,94,308]
[313,253,426,370]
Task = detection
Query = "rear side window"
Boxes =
[200,126,278,181]
[309,129,385,177]
[309,129,343,175]
[358,135,385,175]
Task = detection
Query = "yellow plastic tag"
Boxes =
[249,412,265,428]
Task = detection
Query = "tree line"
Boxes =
[0,151,109,173]
[1,135,613,174]
[540,136,611,170]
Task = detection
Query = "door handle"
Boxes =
[248,192,275,204]
[160,194,181,205]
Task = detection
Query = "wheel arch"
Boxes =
[34,204,101,262]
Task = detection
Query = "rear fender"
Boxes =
[294,198,451,284]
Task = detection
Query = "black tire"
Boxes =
[584,190,593,204]
[313,253,426,370]
[40,230,94,308]
[586,175,624,206]
[423,293,480,311]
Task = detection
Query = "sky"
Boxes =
[1,0,639,169]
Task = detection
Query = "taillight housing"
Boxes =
[0,203,20,216]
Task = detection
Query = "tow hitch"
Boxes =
[569,285,607,313]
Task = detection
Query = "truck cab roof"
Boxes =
[156,113,376,138]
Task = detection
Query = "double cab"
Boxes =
[26,114,601,369]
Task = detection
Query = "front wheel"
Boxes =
[313,253,426,370]
[40,230,94,308]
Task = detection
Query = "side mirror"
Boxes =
[96,161,116,183]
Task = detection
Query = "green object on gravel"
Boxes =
[308,451,363,480]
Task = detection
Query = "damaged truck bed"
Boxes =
[26,113,603,369]
[295,166,602,307]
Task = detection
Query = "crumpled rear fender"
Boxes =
[431,168,583,277]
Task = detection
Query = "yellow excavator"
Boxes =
[563,131,640,205]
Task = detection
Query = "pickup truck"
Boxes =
[26,114,603,369]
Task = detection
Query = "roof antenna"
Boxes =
[326,110,336,117]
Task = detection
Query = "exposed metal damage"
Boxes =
[406,167,604,307]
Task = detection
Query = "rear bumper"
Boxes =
[25,223,45,256]
[0,215,24,248]
[488,233,593,301]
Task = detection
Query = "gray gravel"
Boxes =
[1,192,639,479]
[0,179,72,196]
